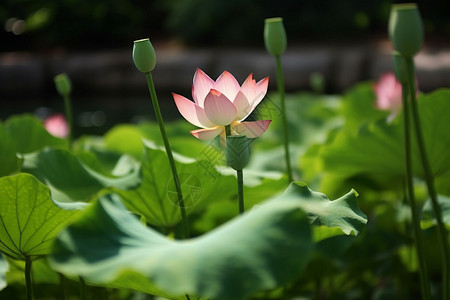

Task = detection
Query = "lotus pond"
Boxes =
[1,4,449,300]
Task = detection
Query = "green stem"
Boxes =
[406,57,449,300]
[79,276,87,300]
[401,80,431,300]
[314,277,322,300]
[145,72,189,238]
[25,256,33,300]
[225,125,244,214]
[59,273,69,300]
[63,94,73,147]
[225,124,231,137]
[274,55,293,182]
[237,169,244,214]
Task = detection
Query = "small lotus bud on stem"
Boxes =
[54,73,71,97]
[133,38,157,73]
[53,73,73,146]
[264,17,287,56]
[389,3,423,57]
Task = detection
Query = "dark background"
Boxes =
[1,0,449,52]
[1,0,449,135]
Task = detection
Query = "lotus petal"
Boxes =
[192,68,215,107]
[204,90,237,126]
[233,91,253,121]
[172,93,214,128]
[191,127,223,140]
[213,71,241,102]
[233,120,272,138]
[241,75,269,107]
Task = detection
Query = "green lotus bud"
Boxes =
[54,73,71,97]
[309,72,325,94]
[388,3,423,57]
[226,135,250,171]
[264,17,287,56]
[392,51,409,84]
[133,38,156,73]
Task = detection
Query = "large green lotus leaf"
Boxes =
[113,140,235,227]
[74,135,142,176]
[417,89,450,177]
[250,93,341,180]
[192,173,288,233]
[0,173,80,261]
[22,148,141,204]
[255,93,340,149]
[5,114,67,154]
[49,183,366,299]
[49,184,317,300]
[302,88,450,199]
[138,121,214,158]
[217,166,284,188]
[103,121,213,159]
[316,89,450,193]
[103,124,145,158]
[285,183,366,238]
[246,145,305,177]
[76,150,140,180]
[0,123,19,177]
[0,254,7,291]
[321,119,404,179]
[194,179,365,241]
[340,82,388,130]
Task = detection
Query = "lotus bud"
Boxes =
[54,73,71,97]
[226,135,250,171]
[388,3,423,57]
[392,51,409,84]
[264,17,287,56]
[133,38,156,73]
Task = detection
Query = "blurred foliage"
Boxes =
[0,0,166,50]
[1,78,450,298]
[165,0,388,45]
[2,0,450,50]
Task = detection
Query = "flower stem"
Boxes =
[275,55,293,182]
[401,79,431,300]
[63,94,73,147]
[237,169,244,214]
[145,72,189,238]
[59,273,69,300]
[79,276,87,300]
[225,125,245,214]
[225,124,231,137]
[406,57,449,300]
[25,256,33,300]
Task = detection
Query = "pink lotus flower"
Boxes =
[374,72,420,122]
[373,72,403,121]
[44,114,69,138]
[172,68,271,142]
[374,73,403,112]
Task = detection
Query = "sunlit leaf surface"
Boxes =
[49,182,366,299]
[5,114,67,154]
[114,140,236,227]
[0,174,80,260]
[22,149,141,204]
